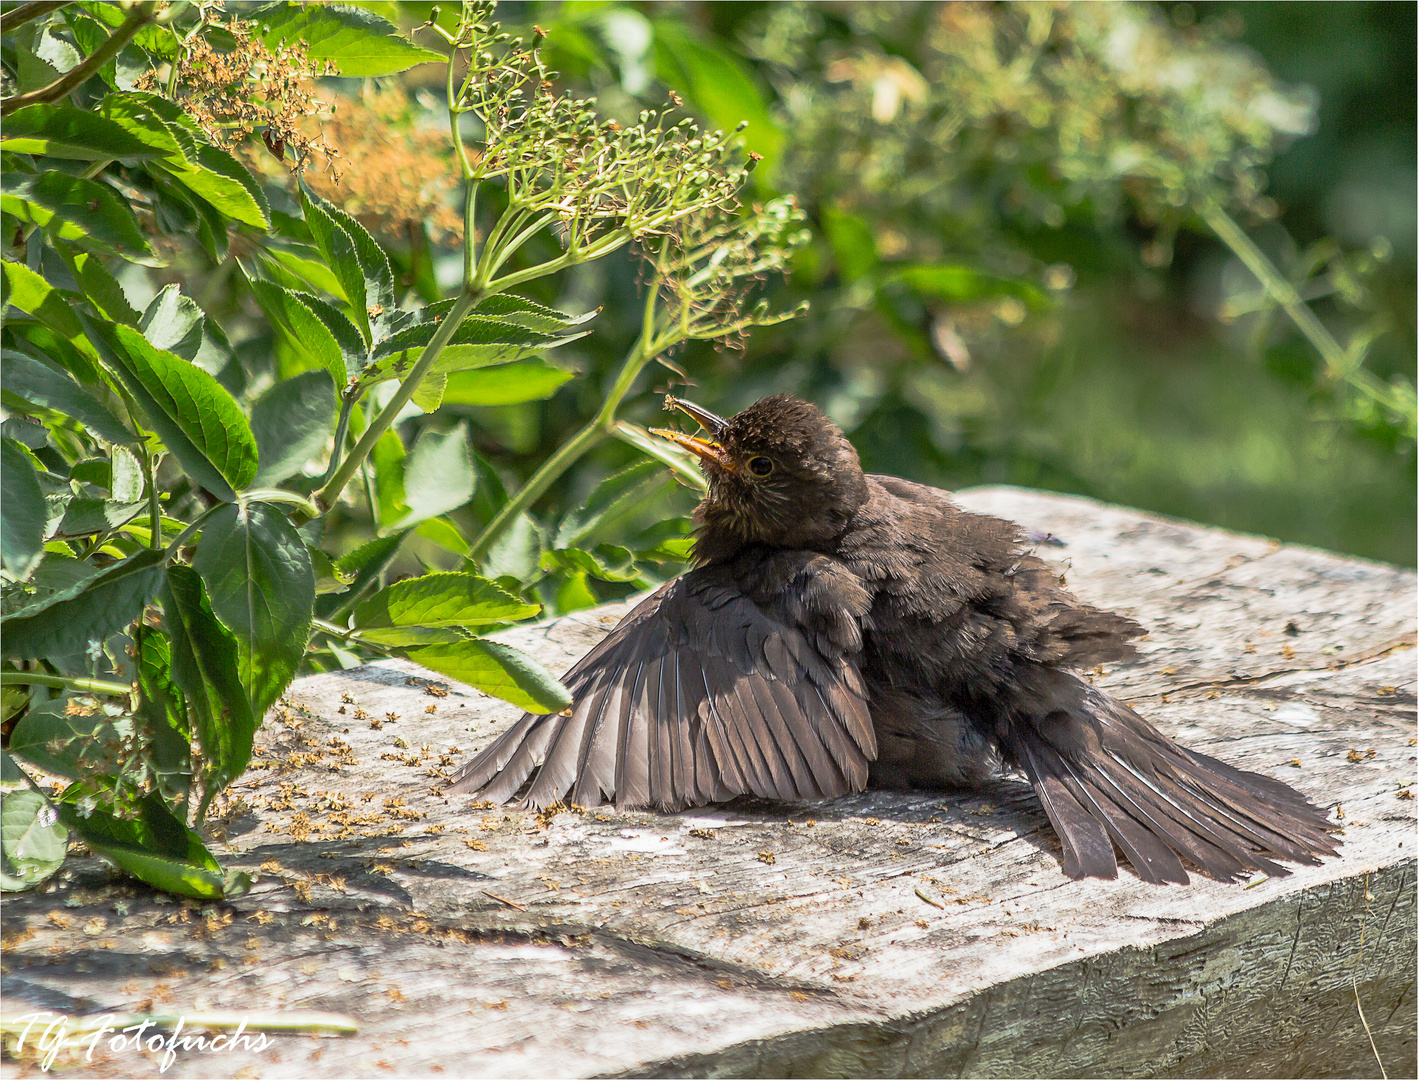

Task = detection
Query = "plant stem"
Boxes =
[0,1,70,34]
[468,285,674,561]
[1201,200,1414,428]
[2,671,131,697]
[2,2,157,117]
[140,451,161,551]
[240,488,321,517]
[320,396,355,487]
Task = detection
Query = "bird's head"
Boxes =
[652,394,869,561]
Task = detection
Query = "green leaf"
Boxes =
[471,294,598,333]
[139,284,206,361]
[0,553,102,620]
[366,317,588,386]
[554,570,599,615]
[317,529,408,620]
[386,423,475,529]
[1,171,160,265]
[1,547,163,659]
[0,789,68,892]
[541,544,642,583]
[355,572,539,631]
[555,460,668,548]
[821,206,878,284]
[652,20,783,181]
[161,564,258,805]
[310,546,354,596]
[246,275,353,385]
[256,3,444,76]
[441,359,576,406]
[405,639,571,713]
[250,370,336,486]
[192,503,314,722]
[135,625,190,809]
[1,439,48,580]
[8,696,133,782]
[1,103,166,162]
[52,496,146,538]
[890,264,1049,309]
[65,248,141,325]
[1,260,84,340]
[257,239,348,302]
[96,91,187,158]
[96,321,258,500]
[57,790,247,900]
[300,182,393,344]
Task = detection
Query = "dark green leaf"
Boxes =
[1,547,163,659]
[1,103,167,162]
[52,496,145,538]
[162,564,258,804]
[97,320,258,499]
[405,638,571,712]
[540,544,642,583]
[192,502,314,721]
[0,789,68,892]
[57,790,245,900]
[255,3,443,76]
[96,91,187,158]
[555,460,668,547]
[250,370,336,486]
[472,294,598,333]
[1,438,48,580]
[441,359,577,406]
[355,571,539,630]
[366,317,587,385]
[136,625,190,809]
[0,553,102,620]
[1,171,160,265]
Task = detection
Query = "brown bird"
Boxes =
[448,395,1338,884]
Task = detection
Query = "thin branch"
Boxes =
[2,2,158,117]
[1,671,132,697]
[0,0,71,34]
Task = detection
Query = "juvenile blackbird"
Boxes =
[448,395,1338,883]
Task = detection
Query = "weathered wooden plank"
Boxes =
[3,487,1413,1079]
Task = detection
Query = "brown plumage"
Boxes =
[448,395,1338,884]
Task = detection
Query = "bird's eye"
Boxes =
[748,456,773,476]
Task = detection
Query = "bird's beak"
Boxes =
[649,396,736,471]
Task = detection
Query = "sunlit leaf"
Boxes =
[405,639,571,713]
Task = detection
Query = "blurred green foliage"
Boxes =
[462,0,1413,569]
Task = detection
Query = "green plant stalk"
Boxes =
[1,1,158,116]
[140,450,161,551]
[468,283,675,562]
[1,671,131,697]
[0,0,70,34]
[1201,200,1415,425]
[316,288,478,512]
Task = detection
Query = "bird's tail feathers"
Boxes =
[1011,673,1338,884]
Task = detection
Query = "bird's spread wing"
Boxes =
[445,556,875,812]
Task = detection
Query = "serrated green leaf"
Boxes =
[139,284,206,361]
[317,529,408,620]
[405,638,571,713]
[162,564,258,806]
[441,359,577,406]
[0,789,68,891]
[98,321,258,499]
[540,544,642,583]
[1,171,160,265]
[66,248,141,325]
[57,789,238,900]
[1,438,48,580]
[192,503,314,722]
[1,546,163,659]
[52,496,146,538]
[471,294,598,333]
[1,350,133,446]
[250,370,336,486]
[258,239,348,302]
[300,182,393,344]
[385,423,475,529]
[96,91,187,158]
[366,317,587,385]
[256,3,443,76]
[246,275,351,385]
[1,103,167,162]
[355,571,539,630]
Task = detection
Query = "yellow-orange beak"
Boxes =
[650,396,736,471]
